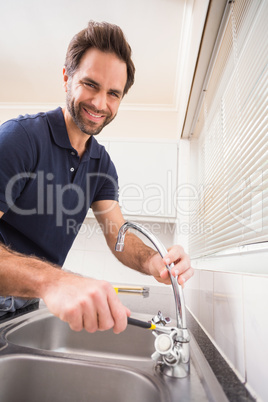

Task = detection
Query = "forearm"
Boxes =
[110,232,157,275]
[0,243,130,333]
[0,243,62,298]
[92,201,157,275]
[92,201,193,285]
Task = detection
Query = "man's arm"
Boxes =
[91,200,194,285]
[0,210,130,333]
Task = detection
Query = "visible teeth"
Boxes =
[89,112,100,118]
[85,108,101,118]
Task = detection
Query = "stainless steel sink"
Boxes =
[0,291,229,402]
[0,354,165,402]
[5,310,155,360]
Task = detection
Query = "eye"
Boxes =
[109,91,120,99]
[84,82,95,89]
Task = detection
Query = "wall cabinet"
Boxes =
[88,140,178,221]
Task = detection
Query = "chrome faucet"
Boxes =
[115,221,190,378]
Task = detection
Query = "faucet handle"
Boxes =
[152,311,171,326]
[151,329,181,366]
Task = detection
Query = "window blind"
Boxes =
[189,0,268,257]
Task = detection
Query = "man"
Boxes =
[0,21,193,333]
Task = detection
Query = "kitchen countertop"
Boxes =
[0,300,40,324]
[186,312,255,402]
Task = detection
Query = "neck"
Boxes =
[62,107,90,158]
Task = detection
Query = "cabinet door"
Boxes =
[108,141,177,218]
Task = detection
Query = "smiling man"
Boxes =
[64,48,126,144]
[0,21,193,332]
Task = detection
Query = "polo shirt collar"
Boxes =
[46,107,101,161]
[87,136,101,160]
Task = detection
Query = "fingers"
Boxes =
[162,245,194,286]
[58,297,97,333]
[80,281,130,334]
[46,276,130,335]
[92,282,129,333]
[159,268,172,284]
[160,265,194,287]
[84,282,115,333]
[60,305,85,332]
[163,245,190,269]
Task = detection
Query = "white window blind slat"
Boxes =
[189,0,268,258]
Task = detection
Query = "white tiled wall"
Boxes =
[243,276,268,401]
[214,272,245,379]
[184,267,268,402]
[199,270,214,338]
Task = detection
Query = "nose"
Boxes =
[91,90,107,112]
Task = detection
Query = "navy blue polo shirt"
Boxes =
[0,107,119,266]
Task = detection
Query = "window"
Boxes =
[189,0,267,257]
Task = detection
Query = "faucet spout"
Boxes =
[115,221,187,330]
[116,221,190,378]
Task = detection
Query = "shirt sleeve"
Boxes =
[0,120,34,213]
[91,153,119,204]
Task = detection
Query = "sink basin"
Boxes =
[6,310,155,360]
[0,300,229,401]
[0,354,165,402]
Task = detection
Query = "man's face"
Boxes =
[64,48,127,136]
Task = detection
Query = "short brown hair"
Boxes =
[65,20,135,96]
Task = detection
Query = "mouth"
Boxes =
[83,107,105,123]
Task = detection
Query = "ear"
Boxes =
[63,67,69,92]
